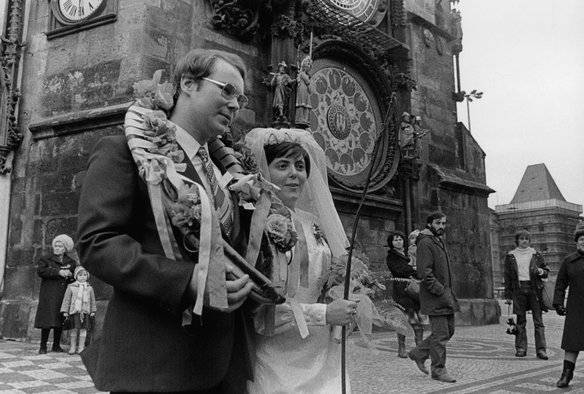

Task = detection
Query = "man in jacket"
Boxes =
[408,211,459,383]
[77,49,254,392]
[504,229,550,360]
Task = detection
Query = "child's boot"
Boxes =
[77,330,87,353]
[68,331,77,355]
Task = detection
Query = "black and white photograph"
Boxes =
[0,0,582,393]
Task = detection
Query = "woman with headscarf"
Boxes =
[244,128,355,393]
[34,234,77,354]
[553,225,584,388]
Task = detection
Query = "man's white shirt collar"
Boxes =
[172,121,207,161]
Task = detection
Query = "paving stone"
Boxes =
[0,312,578,393]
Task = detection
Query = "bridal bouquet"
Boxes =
[228,152,299,291]
[324,252,412,340]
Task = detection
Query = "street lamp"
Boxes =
[464,89,483,132]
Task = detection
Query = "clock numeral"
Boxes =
[70,5,77,16]
[79,7,85,16]
[63,0,72,12]
[89,2,95,10]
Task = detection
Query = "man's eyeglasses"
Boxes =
[201,77,248,107]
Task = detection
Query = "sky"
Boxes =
[454,1,584,209]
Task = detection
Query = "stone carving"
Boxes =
[399,112,428,160]
[449,9,463,54]
[0,0,25,174]
[269,60,294,123]
[390,0,406,28]
[423,29,434,48]
[294,55,312,128]
[209,0,263,41]
[272,14,304,40]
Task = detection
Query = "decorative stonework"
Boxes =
[0,0,25,174]
[310,41,401,194]
[271,14,304,39]
[209,0,265,41]
[311,64,379,177]
[390,0,406,28]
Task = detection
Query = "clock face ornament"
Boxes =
[309,59,386,189]
[57,0,106,23]
[328,0,380,21]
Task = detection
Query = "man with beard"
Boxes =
[408,211,460,383]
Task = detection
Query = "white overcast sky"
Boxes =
[454,1,584,209]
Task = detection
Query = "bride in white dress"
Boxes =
[245,128,356,394]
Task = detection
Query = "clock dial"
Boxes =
[329,0,380,22]
[58,0,105,22]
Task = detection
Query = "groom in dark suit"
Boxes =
[77,49,254,393]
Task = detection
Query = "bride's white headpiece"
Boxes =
[244,128,349,257]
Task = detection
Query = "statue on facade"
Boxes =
[270,60,293,123]
[399,112,428,160]
[294,55,313,128]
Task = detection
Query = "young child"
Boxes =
[60,266,96,355]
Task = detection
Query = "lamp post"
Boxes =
[464,89,483,132]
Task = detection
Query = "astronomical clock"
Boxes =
[327,0,387,25]
[306,0,400,193]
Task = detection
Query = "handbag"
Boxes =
[404,279,420,299]
[62,315,73,330]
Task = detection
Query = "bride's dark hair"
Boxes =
[264,142,311,177]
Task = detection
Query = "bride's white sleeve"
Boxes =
[253,301,327,337]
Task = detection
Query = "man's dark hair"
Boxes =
[264,142,311,177]
[514,229,531,246]
[387,231,407,250]
[426,211,446,225]
[172,48,247,103]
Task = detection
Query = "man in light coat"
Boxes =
[408,211,460,383]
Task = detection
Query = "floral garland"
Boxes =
[125,71,292,316]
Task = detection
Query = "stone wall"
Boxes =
[406,7,495,306]
[2,1,499,339]
[2,0,265,339]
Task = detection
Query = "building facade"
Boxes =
[0,0,496,339]
[494,163,583,293]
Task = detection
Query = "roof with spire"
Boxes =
[510,163,565,203]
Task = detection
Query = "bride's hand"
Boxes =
[325,299,359,325]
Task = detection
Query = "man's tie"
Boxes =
[197,147,233,238]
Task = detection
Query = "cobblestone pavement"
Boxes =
[0,309,580,393]
[348,309,583,393]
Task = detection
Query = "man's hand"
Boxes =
[536,268,545,276]
[58,269,71,278]
[63,313,69,317]
[187,263,253,313]
[325,299,360,325]
[224,264,253,312]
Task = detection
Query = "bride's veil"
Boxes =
[244,128,349,258]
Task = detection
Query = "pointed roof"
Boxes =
[510,163,565,203]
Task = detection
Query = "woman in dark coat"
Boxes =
[34,234,77,354]
[385,231,423,358]
[553,226,584,388]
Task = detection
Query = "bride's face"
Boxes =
[268,153,308,209]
